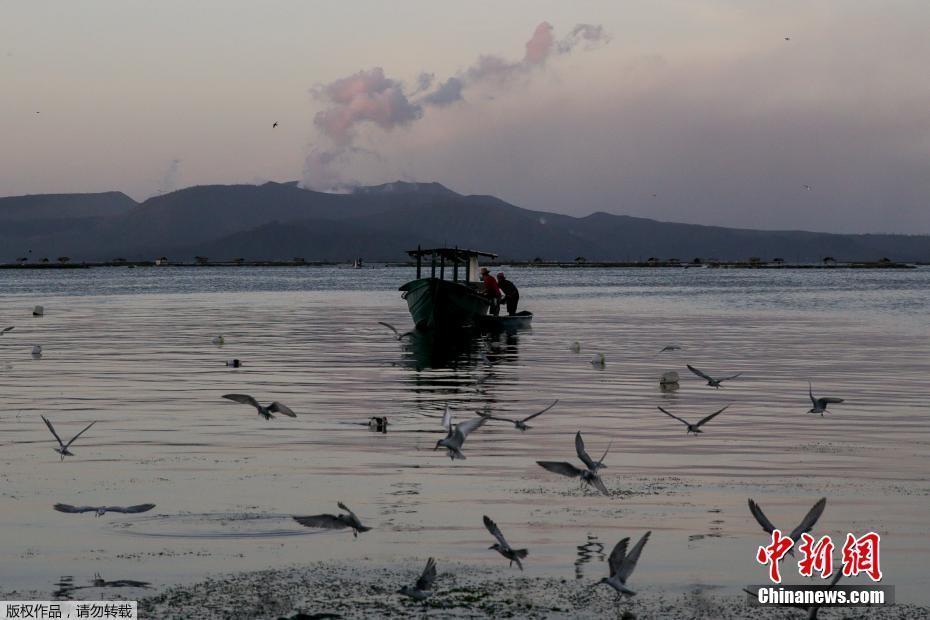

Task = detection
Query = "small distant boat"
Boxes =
[352,258,364,269]
[399,247,495,331]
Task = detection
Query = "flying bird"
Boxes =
[293,502,371,537]
[397,557,437,602]
[687,364,741,388]
[41,415,96,461]
[0,326,13,335]
[483,515,529,570]
[272,121,278,128]
[748,497,827,555]
[478,399,558,431]
[657,405,728,434]
[659,345,681,352]
[808,383,844,415]
[222,394,296,419]
[435,415,487,460]
[377,321,414,340]
[596,531,651,597]
[785,36,791,41]
[802,184,812,190]
[744,570,841,619]
[54,503,155,517]
[537,432,611,496]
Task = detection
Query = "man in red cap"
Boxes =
[480,267,502,316]
[496,272,520,315]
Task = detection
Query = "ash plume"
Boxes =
[304,21,608,189]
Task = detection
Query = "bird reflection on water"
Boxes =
[53,574,151,599]
[575,535,606,580]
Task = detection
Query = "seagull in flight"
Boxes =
[272,121,278,128]
[808,383,844,415]
[222,394,296,419]
[659,345,681,352]
[54,503,155,517]
[657,405,728,434]
[748,497,827,555]
[537,432,611,496]
[41,415,96,461]
[478,400,558,431]
[0,326,14,335]
[435,414,487,460]
[397,557,437,602]
[597,531,651,597]
[484,515,528,570]
[744,571,841,619]
[293,502,371,537]
[687,364,741,389]
[377,321,414,340]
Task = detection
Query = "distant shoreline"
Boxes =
[0,260,918,270]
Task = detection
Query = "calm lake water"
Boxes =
[1,266,928,604]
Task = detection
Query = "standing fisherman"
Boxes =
[496,272,520,315]
[480,267,502,316]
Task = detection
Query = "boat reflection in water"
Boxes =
[398,327,522,372]
[398,330,523,423]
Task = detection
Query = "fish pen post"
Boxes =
[416,245,422,279]
[440,254,445,280]
[453,248,459,282]
[431,252,436,278]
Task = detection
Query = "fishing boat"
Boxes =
[399,247,496,331]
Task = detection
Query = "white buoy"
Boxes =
[32,305,44,317]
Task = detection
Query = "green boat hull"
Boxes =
[400,278,491,331]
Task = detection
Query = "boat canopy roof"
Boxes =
[406,247,497,260]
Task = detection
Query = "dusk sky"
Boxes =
[2,1,929,233]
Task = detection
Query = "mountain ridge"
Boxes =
[0,181,927,262]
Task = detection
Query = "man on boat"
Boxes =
[497,272,520,315]
[480,267,502,316]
